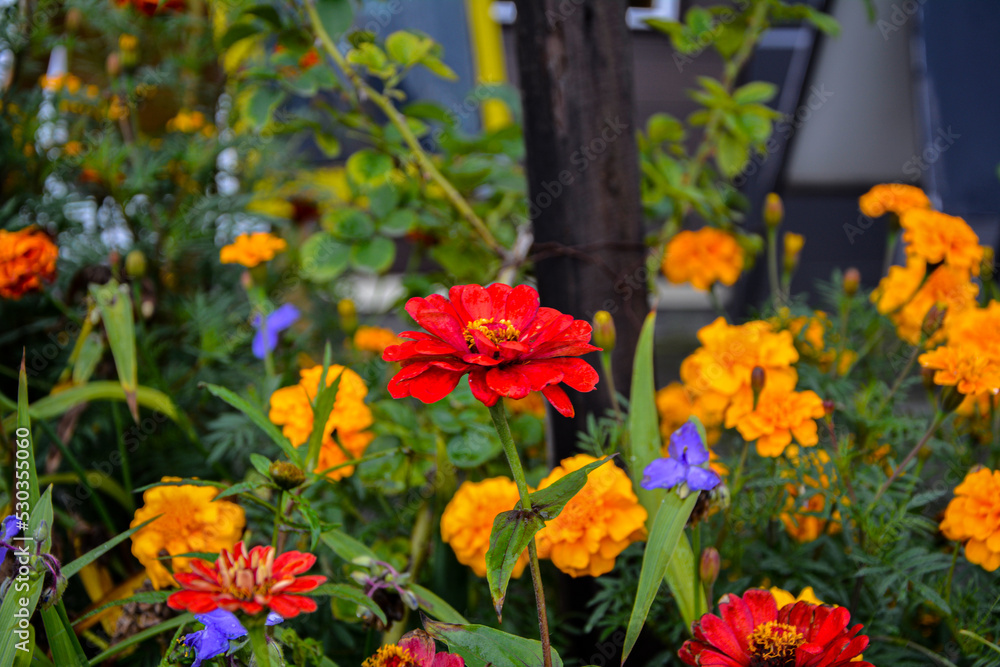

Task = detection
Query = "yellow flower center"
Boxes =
[748,621,804,665]
[362,645,418,667]
[463,318,520,349]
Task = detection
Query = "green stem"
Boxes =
[600,352,623,424]
[488,403,551,667]
[271,490,286,550]
[708,284,727,319]
[873,412,944,503]
[766,226,782,306]
[878,344,921,414]
[247,622,272,667]
[304,0,504,258]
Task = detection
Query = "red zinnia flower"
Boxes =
[167,542,326,619]
[679,589,873,667]
[382,284,600,417]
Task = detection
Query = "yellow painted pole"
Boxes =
[466,0,512,131]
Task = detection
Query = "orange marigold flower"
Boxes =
[680,318,799,420]
[269,365,374,480]
[0,227,58,299]
[945,300,1000,352]
[901,209,984,276]
[726,387,825,457]
[655,383,724,470]
[875,260,979,345]
[130,478,245,589]
[663,228,745,291]
[535,454,647,578]
[440,477,528,579]
[354,325,402,354]
[871,256,925,315]
[859,183,931,218]
[219,232,287,268]
[918,345,1000,396]
[779,451,843,543]
[940,467,1000,572]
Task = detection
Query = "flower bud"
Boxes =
[699,547,720,587]
[118,35,139,68]
[921,366,936,391]
[822,399,835,418]
[269,460,306,490]
[125,249,147,278]
[843,267,860,296]
[981,246,994,277]
[921,304,946,339]
[105,52,121,78]
[592,311,615,351]
[782,232,804,274]
[65,8,83,32]
[939,386,964,414]
[764,193,784,229]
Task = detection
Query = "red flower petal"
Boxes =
[399,633,436,666]
[515,362,564,391]
[167,590,218,613]
[273,551,317,576]
[544,358,599,392]
[405,298,466,350]
[503,284,540,331]
[468,370,500,406]
[718,593,754,657]
[269,594,317,618]
[486,367,532,399]
[459,284,494,321]
[407,366,465,403]
[280,574,327,593]
[697,614,747,662]
[742,589,778,626]
[542,385,574,417]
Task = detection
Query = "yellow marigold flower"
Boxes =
[901,209,984,276]
[779,450,843,542]
[940,467,1000,572]
[871,256,924,315]
[663,228,745,291]
[918,345,1000,396]
[769,586,824,608]
[859,183,931,218]
[440,477,528,579]
[268,365,373,446]
[130,477,245,589]
[0,227,58,300]
[166,109,207,133]
[535,454,647,578]
[219,232,287,268]
[874,259,979,345]
[783,232,805,272]
[353,325,401,354]
[726,387,825,457]
[945,300,1000,352]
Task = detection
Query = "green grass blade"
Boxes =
[89,281,139,421]
[62,515,159,579]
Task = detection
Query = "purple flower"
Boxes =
[1,515,21,563]
[183,609,282,667]
[252,304,300,359]
[641,421,721,493]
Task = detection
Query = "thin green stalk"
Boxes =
[878,344,921,413]
[488,403,552,667]
[304,0,504,258]
[708,284,726,319]
[271,490,286,550]
[873,412,944,503]
[600,351,623,423]
[247,623,273,667]
[766,226,782,305]
[110,403,134,507]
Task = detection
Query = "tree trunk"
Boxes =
[513,0,648,462]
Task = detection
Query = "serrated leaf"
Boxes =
[202,383,302,466]
[484,509,543,620]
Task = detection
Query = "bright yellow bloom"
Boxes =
[945,300,1000,352]
[940,467,1000,572]
[871,256,925,315]
[769,586,824,608]
[440,477,528,579]
[0,227,58,300]
[535,454,647,578]
[859,183,931,218]
[362,645,417,667]
[918,345,1000,397]
[353,326,401,354]
[901,209,984,276]
[663,228,744,291]
[680,318,799,423]
[726,387,826,457]
[874,259,979,345]
[219,232,287,268]
[130,478,245,589]
[783,232,805,271]
[269,365,374,480]
[166,109,208,133]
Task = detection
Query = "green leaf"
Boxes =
[250,453,272,477]
[41,603,88,666]
[733,81,777,105]
[346,149,394,187]
[320,529,379,563]
[347,43,393,78]
[71,333,103,385]
[304,349,342,468]
[1,381,180,434]
[328,208,376,241]
[220,22,261,50]
[622,493,700,663]
[315,0,354,39]
[243,4,283,28]
[87,614,193,665]
[214,478,270,499]
[419,54,457,80]
[312,583,387,626]
[0,573,42,667]
[380,209,418,237]
[16,356,40,507]
[628,312,663,516]
[62,516,159,579]
[484,509,543,620]
[350,237,396,273]
[410,583,468,624]
[523,456,613,520]
[315,132,341,158]
[646,113,685,144]
[300,233,351,283]
[424,619,564,667]
[665,533,702,628]
[202,383,301,466]
[716,131,749,178]
[445,425,501,468]
[246,86,286,129]
[89,281,139,421]
[386,31,434,67]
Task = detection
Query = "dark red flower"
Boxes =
[678,589,874,667]
[383,284,600,417]
[167,542,326,619]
